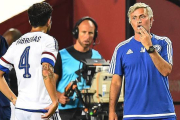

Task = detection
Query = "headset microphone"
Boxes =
[93,42,96,46]
[92,38,100,46]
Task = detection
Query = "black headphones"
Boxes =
[72,16,98,42]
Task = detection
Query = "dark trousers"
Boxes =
[59,108,82,120]
[0,106,11,120]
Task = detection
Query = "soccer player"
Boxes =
[109,2,176,120]
[0,2,60,120]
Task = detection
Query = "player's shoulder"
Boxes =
[39,33,59,50]
[19,32,54,40]
[115,36,133,51]
[153,34,171,42]
[38,32,55,41]
[35,32,58,46]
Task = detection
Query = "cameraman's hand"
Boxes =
[57,91,70,104]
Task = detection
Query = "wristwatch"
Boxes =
[147,46,155,53]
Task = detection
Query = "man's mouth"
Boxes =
[137,25,142,28]
[84,41,90,44]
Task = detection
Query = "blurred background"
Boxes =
[0,0,179,119]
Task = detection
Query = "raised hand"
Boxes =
[138,26,152,50]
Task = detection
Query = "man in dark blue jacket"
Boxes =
[0,35,10,120]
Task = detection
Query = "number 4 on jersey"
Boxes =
[18,46,31,78]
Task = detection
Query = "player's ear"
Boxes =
[46,17,52,27]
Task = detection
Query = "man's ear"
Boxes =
[150,17,154,27]
[46,17,52,27]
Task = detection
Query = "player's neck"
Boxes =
[31,26,48,33]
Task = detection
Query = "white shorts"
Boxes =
[14,108,61,120]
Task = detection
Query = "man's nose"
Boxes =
[137,18,142,23]
[85,33,90,39]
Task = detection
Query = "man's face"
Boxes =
[130,8,153,34]
[77,20,95,48]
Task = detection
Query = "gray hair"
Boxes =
[127,3,153,23]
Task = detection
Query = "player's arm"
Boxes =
[139,26,172,76]
[0,70,17,105]
[149,51,172,76]
[41,62,58,118]
[109,74,122,120]
[54,73,59,85]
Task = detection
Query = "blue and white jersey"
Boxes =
[109,34,175,119]
[0,32,58,110]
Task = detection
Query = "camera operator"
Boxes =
[54,16,102,120]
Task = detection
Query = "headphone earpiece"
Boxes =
[72,16,98,43]
[72,27,79,39]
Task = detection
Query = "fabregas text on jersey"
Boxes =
[16,36,41,45]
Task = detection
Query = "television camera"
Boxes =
[63,59,124,120]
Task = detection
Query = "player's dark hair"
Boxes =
[28,2,53,27]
